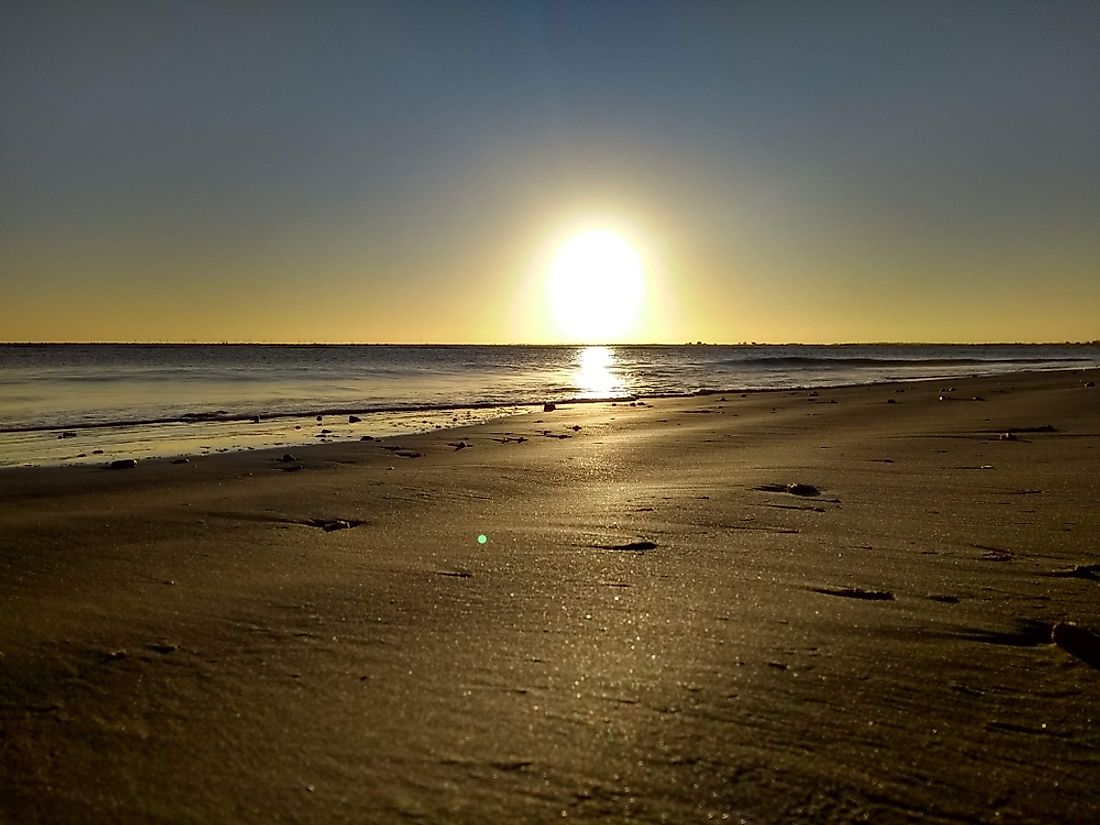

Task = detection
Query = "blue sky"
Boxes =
[3,1,1098,342]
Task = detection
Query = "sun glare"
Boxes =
[546,228,645,343]
[575,345,625,397]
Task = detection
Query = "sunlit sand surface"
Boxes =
[1,370,1098,823]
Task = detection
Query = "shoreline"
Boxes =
[3,366,1096,470]
[2,368,1099,822]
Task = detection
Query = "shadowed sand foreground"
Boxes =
[2,370,1099,824]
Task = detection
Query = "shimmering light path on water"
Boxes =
[1,343,1097,467]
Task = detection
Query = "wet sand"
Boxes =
[2,370,1099,824]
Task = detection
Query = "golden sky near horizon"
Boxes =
[3,3,1099,344]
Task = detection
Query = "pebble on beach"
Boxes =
[786,483,820,496]
[1052,622,1100,669]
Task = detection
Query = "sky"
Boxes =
[2,0,1098,344]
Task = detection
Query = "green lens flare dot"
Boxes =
[477,534,488,545]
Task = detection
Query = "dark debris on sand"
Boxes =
[1048,563,1100,580]
[810,586,895,601]
[1052,622,1100,669]
[756,483,821,497]
[306,518,366,532]
[591,540,658,553]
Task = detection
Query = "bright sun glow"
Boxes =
[546,228,645,343]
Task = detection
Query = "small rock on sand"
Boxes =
[349,415,362,423]
[592,540,658,552]
[108,459,138,469]
[1052,622,1100,669]
[1049,563,1100,579]
[787,484,822,497]
[773,483,820,497]
[58,431,77,439]
[308,518,363,532]
[279,454,298,462]
[543,402,556,412]
[171,457,190,464]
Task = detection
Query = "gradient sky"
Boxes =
[3,1,1098,344]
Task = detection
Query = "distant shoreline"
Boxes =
[3,340,1100,347]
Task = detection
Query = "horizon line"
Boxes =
[3,340,1099,348]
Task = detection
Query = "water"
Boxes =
[1,343,1096,468]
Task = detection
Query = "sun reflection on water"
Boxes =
[574,346,626,398]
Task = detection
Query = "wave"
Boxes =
[0,394,642,435]
[3,344,1096,440]
[721,356,1089,369]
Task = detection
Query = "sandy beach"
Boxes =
[2,369,1098,824]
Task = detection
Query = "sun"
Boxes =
[545,228,646,343]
